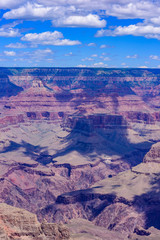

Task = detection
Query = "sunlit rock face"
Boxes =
[0,203,70,240]
[1,68,160,238]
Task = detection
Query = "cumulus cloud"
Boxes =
[0,21,22,38]
[96,24,160,40]
[54,14,106,28]
[150,17,160,25]
[0,23,21,38]
[3,2,106,28]
[0,0,26,9]
[5,0,157,28]
[150,55,160,60]
[0,28,20,37]
[21,31,81,46]
[3,0,160,21]
[4,51,16,56]
[106,2,160,19]
[2,0,160,40]
[4,2,53,20]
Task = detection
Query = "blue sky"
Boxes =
[0,0,160,68]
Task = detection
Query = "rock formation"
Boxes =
[0,68,160,238]
[0,203,70,240]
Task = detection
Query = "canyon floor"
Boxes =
[1,68,160,239]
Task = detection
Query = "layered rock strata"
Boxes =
[0,68,160,238]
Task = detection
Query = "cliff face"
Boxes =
[53,142,160,235]
[1,68,160,239]
[1,68,160,126]
[0,203,159,240]
[0,203,70,240]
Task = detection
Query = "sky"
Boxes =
[1,0,160,68]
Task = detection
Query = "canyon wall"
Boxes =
[0,68,160,239]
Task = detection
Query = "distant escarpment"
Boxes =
[1,68,160,130]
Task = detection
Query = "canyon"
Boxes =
[1,67,160,239]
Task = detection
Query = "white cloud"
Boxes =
[0,21,21,38]
[87,43,96,47]
[77,64,87,67]
[92,62,108,67]
[105,2,160,19]
[0,0,26,9]
[2,0,160,42]
[96,24,160,40]
[21,31,81,46]
[4,2,53,20]
[3,0,160,21]
[150,17,160,25]
[3,2,106,28]
[4,51,16,56]
[5,42,27,48]
[126,54,138,58]
[150,55,160,60]
[100,44,108,48]
[0,27,20,37]
[2,0,160,24]
[138,65,148,68]
[54,14,106,28]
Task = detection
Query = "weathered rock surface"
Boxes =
[67,218,127,240]
[0,203,159,240]
[0,203,70,240]
[1,68,160,238]
[53,141,160,236]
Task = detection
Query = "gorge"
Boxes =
[1,67,160,239]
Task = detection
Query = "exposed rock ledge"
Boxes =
[0,203,159,240]
[0,203,70,240]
